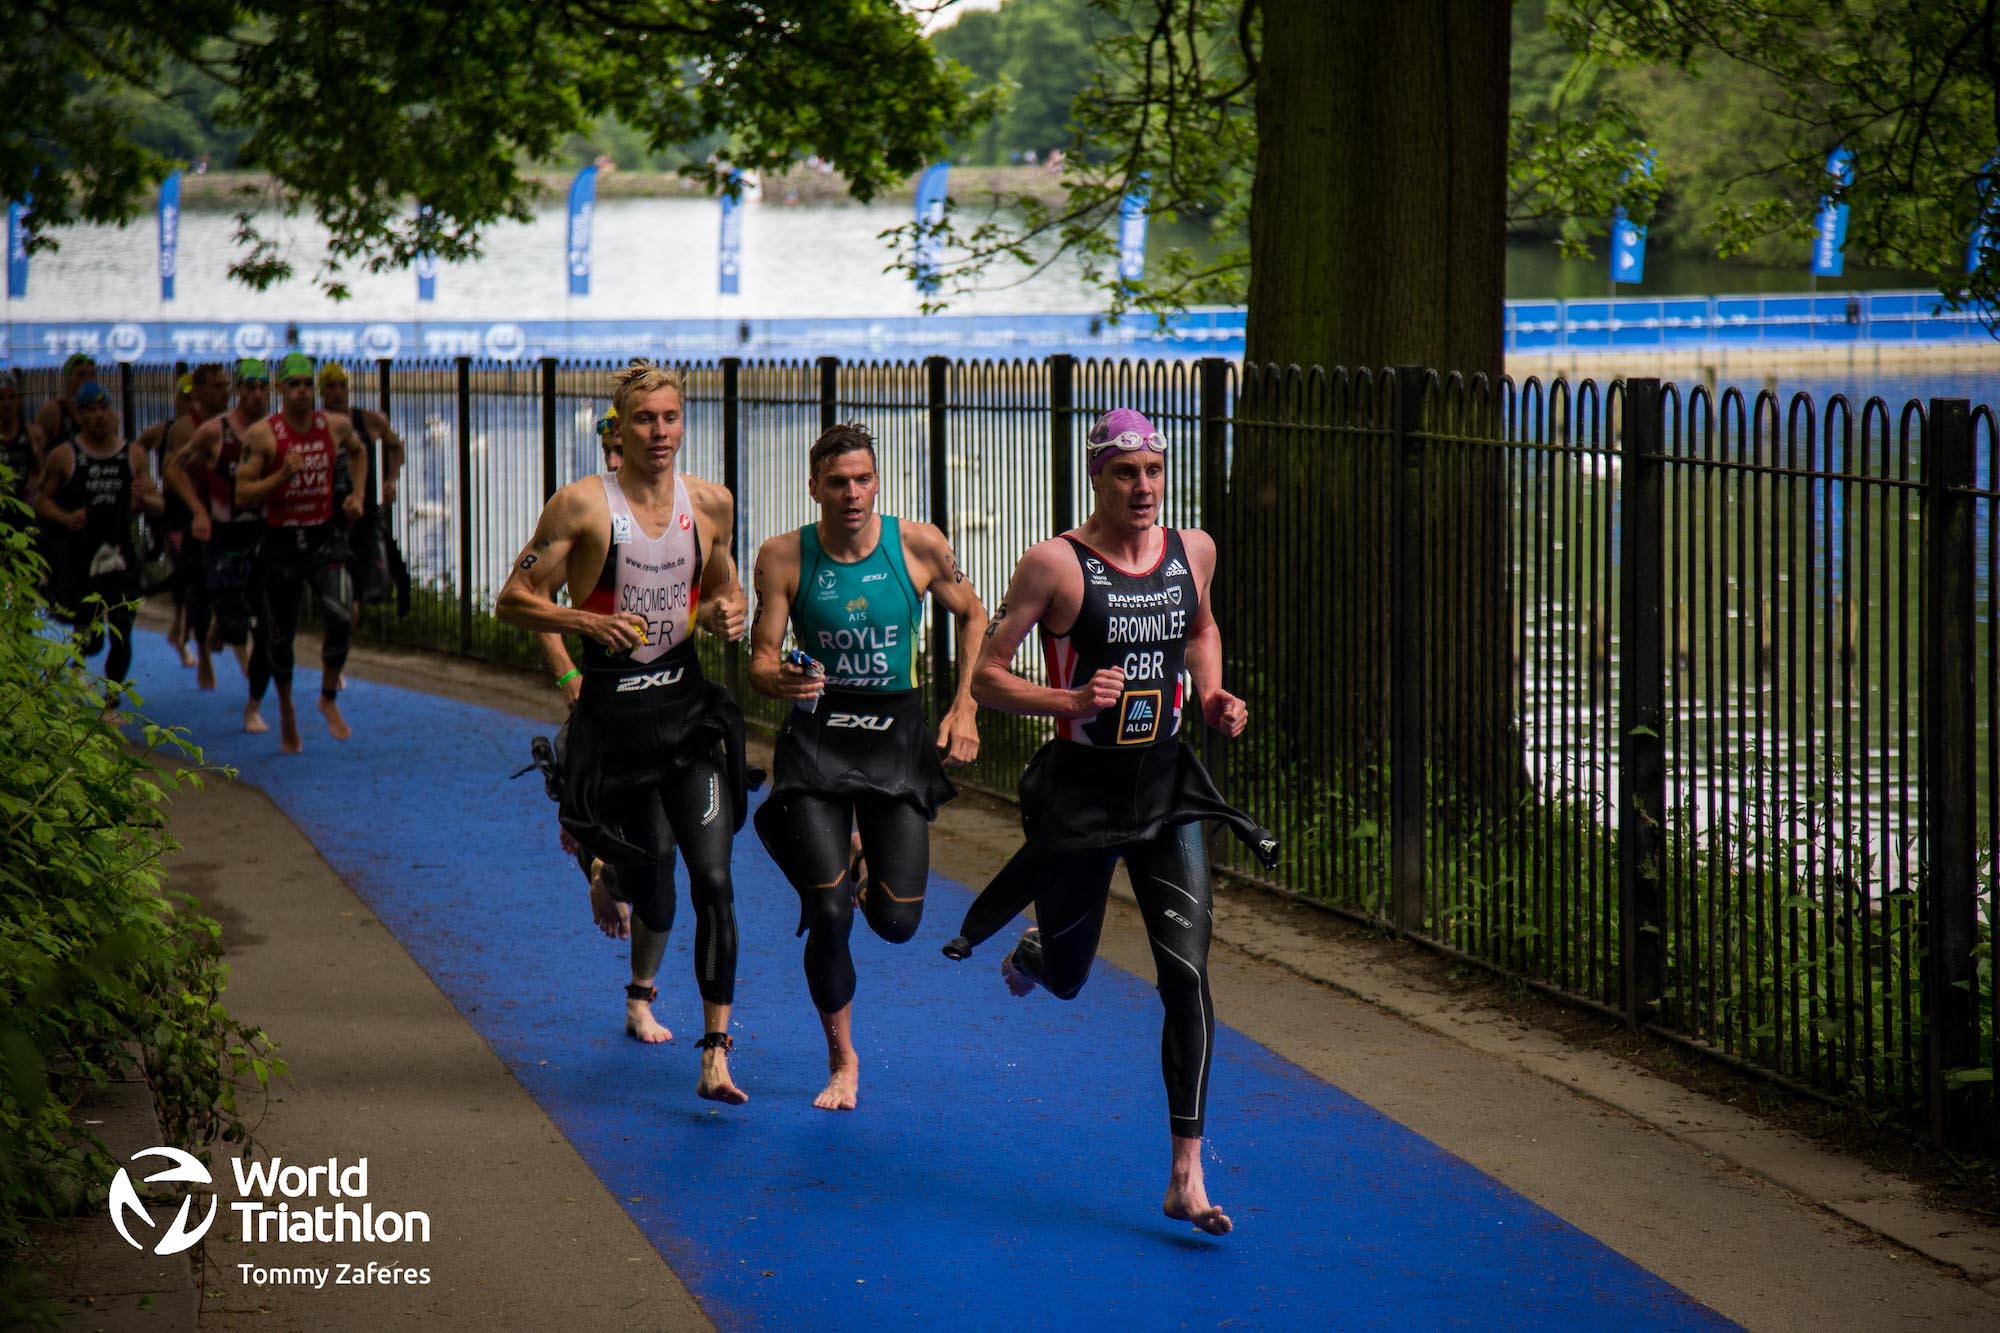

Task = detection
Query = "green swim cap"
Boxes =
[276,351,315,381]
[235,358,268,382]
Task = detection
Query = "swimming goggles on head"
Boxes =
[1084,429,1166,459]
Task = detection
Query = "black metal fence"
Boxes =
[31,354,1995,1146]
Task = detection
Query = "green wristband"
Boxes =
[555,668,581,687]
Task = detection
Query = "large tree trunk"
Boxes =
[1245,0,1509,374]
[1221,0,1519,884]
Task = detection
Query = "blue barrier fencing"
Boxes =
[1,290,1991,369]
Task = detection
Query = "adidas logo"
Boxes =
[1164,558,1188,577]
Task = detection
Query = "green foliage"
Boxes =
[1553,0,2000,312]
[897,0,1658,318]
[4,2,991,296]
[899,0,1993,322]
[891,0,1258,319]
[932,0,1104,165]
[0,485,282,1324]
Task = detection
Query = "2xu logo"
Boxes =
[110,1147,218,1256]
[827,713,892,731]
[615,667,684,693]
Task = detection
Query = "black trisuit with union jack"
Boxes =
[949,529,1278,1140]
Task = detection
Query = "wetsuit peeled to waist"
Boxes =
[556,473,756,861]
[770,515,954,819]
[1024,530,1274,864]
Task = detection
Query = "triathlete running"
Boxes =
[945,408,1278,1238]
[232,351,367,753]
[167,359,275,726]
[32,378,165,718]
[496,360,754,1106]
[747,421,987,1111]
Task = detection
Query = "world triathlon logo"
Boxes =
[483,323,526,361]
[233,324,274,358]
[109,1147,219,1257]
[106,323,148,363]
[359,324,401,360]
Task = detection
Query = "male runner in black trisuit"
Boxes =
[947,407,1277,1237]
[316,362,406,613]
[34,353,97,585]
[134,374,198,667]
[167,360,275,730]
[747,422,988,1110]
[164,363,231,688]
[497,361,754,1105]
[33,379,165,718]
[234,352,367,753]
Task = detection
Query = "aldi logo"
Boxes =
[1116,690,1162,744]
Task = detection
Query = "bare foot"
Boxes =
[1001,929,1040,998]
[813,1057,859,1111]
[625,996,671,1044]
[101,708,127,727]
[1163,1189,1233,1236]
[196,653,216,691]
[243,702,269,734]
[697,1048,749,1105]
[175,639,196,668]
[589,865,631,940]
[318,696,352,741]
[1164,1144,1232,1236]
[279,706,302,754]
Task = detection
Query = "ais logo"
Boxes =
[110,1147,218,1257]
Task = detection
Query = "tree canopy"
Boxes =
[10,0,1995,329]
[5,0,992,294]
[900,0,1997,326]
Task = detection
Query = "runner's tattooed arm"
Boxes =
[495,480,646,651]
[233,421,300,507]
[745,533,821,702]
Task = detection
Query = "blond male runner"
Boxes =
[497,362,754,1106]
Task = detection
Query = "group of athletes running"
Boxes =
[497,361,1280,1236]
[0,351,404,744]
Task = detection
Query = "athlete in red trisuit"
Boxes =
[232,351,367,753]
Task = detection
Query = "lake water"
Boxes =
[6,195,1100,323]
[8,194,1953,322]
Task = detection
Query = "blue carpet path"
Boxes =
[123,638,1734,1332]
